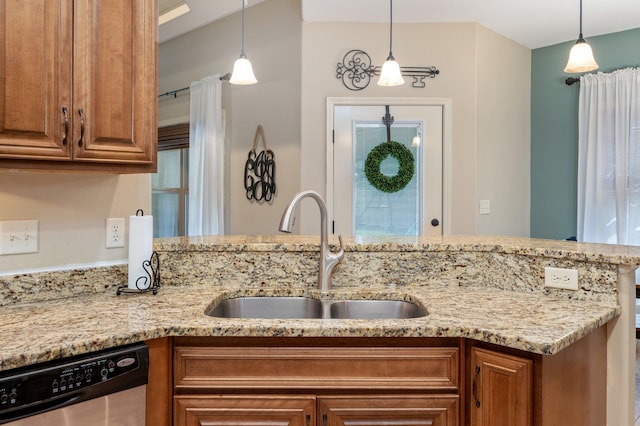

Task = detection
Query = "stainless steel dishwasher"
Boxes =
[0,342,148,425]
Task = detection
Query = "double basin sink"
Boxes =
[205,296,427,320]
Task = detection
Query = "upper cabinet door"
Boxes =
[0,0,73,160]
[72,0,157,166]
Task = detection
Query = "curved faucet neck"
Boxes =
[279,190,343,292]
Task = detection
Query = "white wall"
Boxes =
[158,0,302,235]
[0,171,150,273]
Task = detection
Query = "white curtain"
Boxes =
[188,75,225,236]
[577,68,640,247]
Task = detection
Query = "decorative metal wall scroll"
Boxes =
[244,125,276,202]
[336,49,440,91]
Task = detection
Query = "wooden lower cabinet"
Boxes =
[469,347,532,426]
[163,331,607,426]
[171,337,462,426]
[466,325,607,426]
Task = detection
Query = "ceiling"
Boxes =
[159,0,640,49]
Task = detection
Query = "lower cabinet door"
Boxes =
[318,395,459,426]
[174,395,316,426]
[470,347,532,426]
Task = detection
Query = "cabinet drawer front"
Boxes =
[174,395,315,426]
[319,395,459,426]
[174,346,459,392]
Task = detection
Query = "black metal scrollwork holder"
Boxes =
[116,251,161,295]
[336,49,440,91]
[244,125,276,202]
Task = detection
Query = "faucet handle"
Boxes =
[332,235,345,260]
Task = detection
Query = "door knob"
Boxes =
[431,218,439,227]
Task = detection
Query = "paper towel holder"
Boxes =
[117,251,160,295]
[117,209,161,295]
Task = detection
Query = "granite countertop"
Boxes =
[0,280,618,372]
[155,234,640,264]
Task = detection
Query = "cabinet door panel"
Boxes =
[174,395,315,426]
[0,0,71,159]
[319,395,458,426]
[470,348,532,426]
[73,0,156,164]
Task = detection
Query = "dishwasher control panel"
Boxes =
[0,343,148,424]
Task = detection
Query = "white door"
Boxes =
[331,104,443,237]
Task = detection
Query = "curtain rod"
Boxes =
[565,77,580,86]
[158,73,231,98]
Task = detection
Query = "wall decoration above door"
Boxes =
[244,125,276,202]
[336,49,440,91]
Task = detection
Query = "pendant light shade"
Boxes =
[377,0,404,86]
[230,55,257,85]
[564,0,598,73]
[230,0,257,85]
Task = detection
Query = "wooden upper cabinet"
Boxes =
[0,0,157,172]
[0,0,72,160]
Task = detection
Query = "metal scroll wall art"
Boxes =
[244,124,276,202]
[336,49,440,91]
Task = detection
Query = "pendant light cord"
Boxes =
[388,0,394,59]
[240,0,246,57]
[578,0,584,39]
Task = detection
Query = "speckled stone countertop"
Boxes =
[0,235,636,372]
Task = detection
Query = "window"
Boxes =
[353,122,421,237]
[152,123,189,237]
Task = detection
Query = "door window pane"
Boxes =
[353,123,421,237]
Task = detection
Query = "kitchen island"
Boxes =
[0,235,637,425]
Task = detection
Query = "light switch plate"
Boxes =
[479,199,491,215]
[0,220,39,255]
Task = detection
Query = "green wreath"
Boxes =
[364,141,415,193]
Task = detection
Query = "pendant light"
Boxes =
[229,0,257,85]
[377,0,405,86]
[564,0,598,73]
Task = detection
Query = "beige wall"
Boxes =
[476,25,531,236]
[158,0,302,235]
[300,21,530,235]
[0,2,530,274]
[159,1,531,237]
[0,171,150,273]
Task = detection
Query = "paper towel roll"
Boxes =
[128,214,153,290]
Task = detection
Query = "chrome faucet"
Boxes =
[279,190,344,291]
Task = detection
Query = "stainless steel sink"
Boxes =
[205,296,323,319]
[329,299,427,319]
[205,296,427,319]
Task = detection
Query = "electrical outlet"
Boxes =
[0,220,39,255]
[106,218,125,248]
[544,267,579,290]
